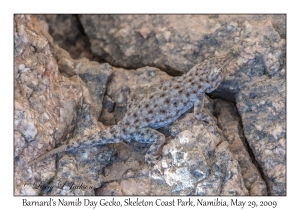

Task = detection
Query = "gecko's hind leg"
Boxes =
[132,128,165,164]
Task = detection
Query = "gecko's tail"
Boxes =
[29,125,123,166]
[29,145,68,166]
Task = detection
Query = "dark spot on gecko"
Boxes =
[148,110,153,114]
[178,89,183,94]
[174,85,180,89]
[160,110,166,114]
[134,119,139,123]
[149,95,154,99]
[186,92,190,97]
[154,104,157,108]
[165,98,170,103]
[200,72,205,76]
[145,104,149,108]
[145,118,150,123]
[133,113,137,118]
[191,82,195,85]
[188,78,192,82]
[173,102,178,107]
[161,93,166,97]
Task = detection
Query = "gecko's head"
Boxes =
[209,54,232,79]
[204,54,232,92]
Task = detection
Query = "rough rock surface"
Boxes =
[152,105,249,195]
[14,15,111,195]
[14,14,286,196]
[236,76,286,195]
[214,99,267,195]
[79,15,285,80]
[36,15,96,61]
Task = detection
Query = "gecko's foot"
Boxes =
[131,127,165,165]
[145,142,165,164]
[145,139,165,165]
[195,111,215,125]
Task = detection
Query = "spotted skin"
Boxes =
[30,55,232,165]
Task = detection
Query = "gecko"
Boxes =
[29,54,232,165]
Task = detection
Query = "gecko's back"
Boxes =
[119,55,232,138]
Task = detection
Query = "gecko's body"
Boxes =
[30,55,232,165]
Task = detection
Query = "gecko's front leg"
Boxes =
[194,95,223,140]
[194,94,214,124]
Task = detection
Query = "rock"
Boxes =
[236,76,286,195]
[79,15,285,81]
[14,15,111,195]
[15,14,67,195]
[214,99,268,195]
[152,98,248,195]
[270,15,286,39]
[47,145,115,195]
[36,14,96,60]
[96,181,123,195]
[54,45,113,132]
